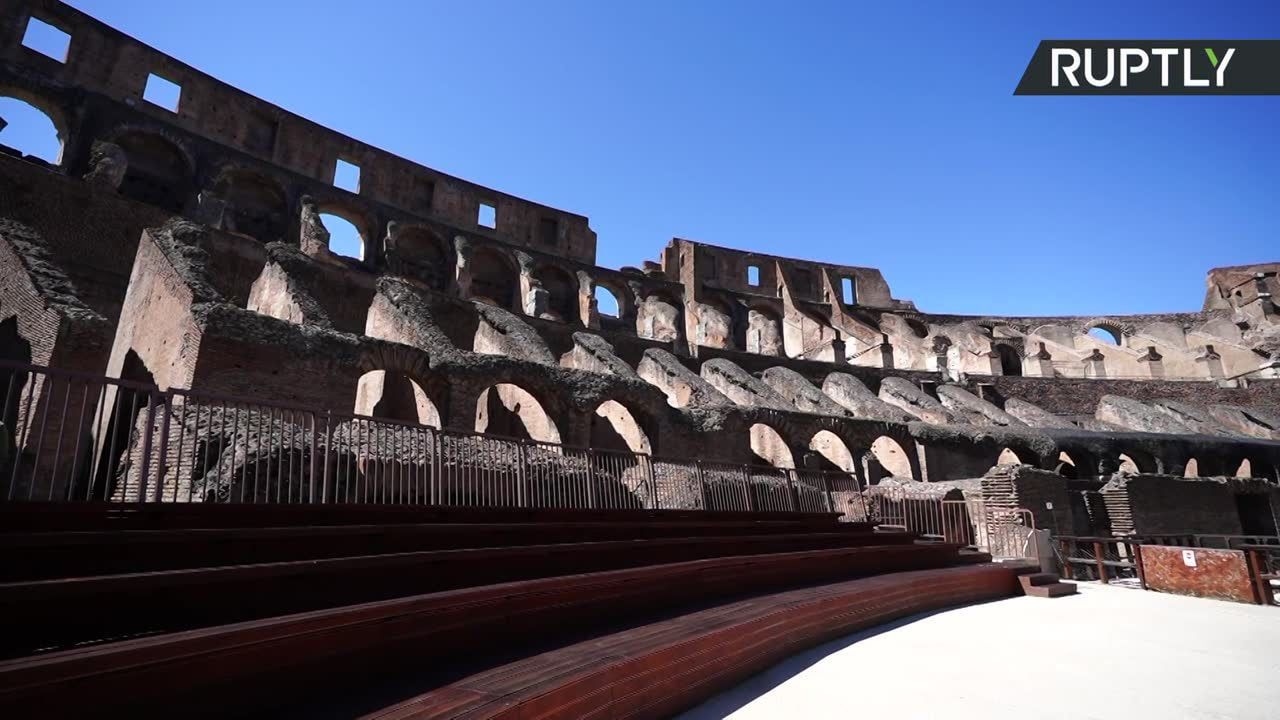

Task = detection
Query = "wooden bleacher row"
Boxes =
[0,502,843,532]
[0,530,908,657]
[0,543,986,716]
[367,564,1020,720]
[0,502,1017,718]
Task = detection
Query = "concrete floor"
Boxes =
[677,583,1280,720]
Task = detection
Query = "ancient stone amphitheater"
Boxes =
[1,2,1279,717]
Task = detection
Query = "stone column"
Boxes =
[1026,343,1054,377]
[1195,345,1224,379]
[452,235,474,300]
[878,333,895,369]
[578,270,599,329]
[1083,349,1106,379]
[1138,346,1164,378]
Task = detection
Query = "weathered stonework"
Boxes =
[0,0,1278,513]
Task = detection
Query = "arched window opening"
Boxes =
[1088,326,1122,346]
[869,435,913,481]
[532,265,578,322]
[594,285,620,318]
[1183,458,1200,477]
[1235,459,1251,478]
[354,370,440,428]
[808,430,855,473]
[749,423,794,469]
[995,344,1022,376]
[905,318,929,339]
[475,383,559,444]
[391,227,450,290]
[320,213,364,260]
[0,96,62,164]
[214,171,288,243]
[469,248,516,309]
[114,131,192,213]
[590,400,651,455]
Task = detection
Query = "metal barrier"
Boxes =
[863,486,1036,561]
[1056,536,1145,586]
[1,360,875,515]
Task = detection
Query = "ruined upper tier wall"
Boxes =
[661,239,902,309]
[0,0,596,263]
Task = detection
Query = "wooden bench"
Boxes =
[0,518,875,581]
[0,543,970,717]
[0,502,842,532]
[362,564,1020,720]
[0,531,910,656]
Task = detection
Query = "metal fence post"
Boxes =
[320,410,333,504]
[1094,541,1109,583]
[819,472,834,513]
[152,393,172,502]
[586,451,598,510]
[785,470,798,512]
[741,468,755,512]
[695,461,709,510]
[430,431,443,507]
[137,390,156,502]
[516,442,529,508]
[642,454,658,510]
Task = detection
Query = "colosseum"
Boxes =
[0,1,1278,717]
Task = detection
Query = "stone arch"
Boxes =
[475,383,560,444]
[470,246,518,309]
[1117,449,1157,474]
[353,370,441,428]
[0,90,66,164]
[808,429,856,472]
[636,291,681,342]
[389,224,450,290]
[1086,322,1124,346]
[590,399,651,455]
[749,423,795,469]
[211,168,289,243]
[869,435,913,481]
[313,200,372,260]
[531,264,579,322]
[746,304,784,356]
[1184,458,1200,477]
[994,344,1022,376]
[592,278,627,319]
[695,297,738,350]
[111,128,195,213]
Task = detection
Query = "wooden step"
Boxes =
[1023,581,1078,598]
[1018,572,1079,598]
[1019,572,1061,588]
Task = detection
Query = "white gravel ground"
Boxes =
[677,582,1280,720]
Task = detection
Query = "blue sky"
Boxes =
[3,1,1276,316]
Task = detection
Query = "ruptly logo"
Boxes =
[1015,40,1280,94]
